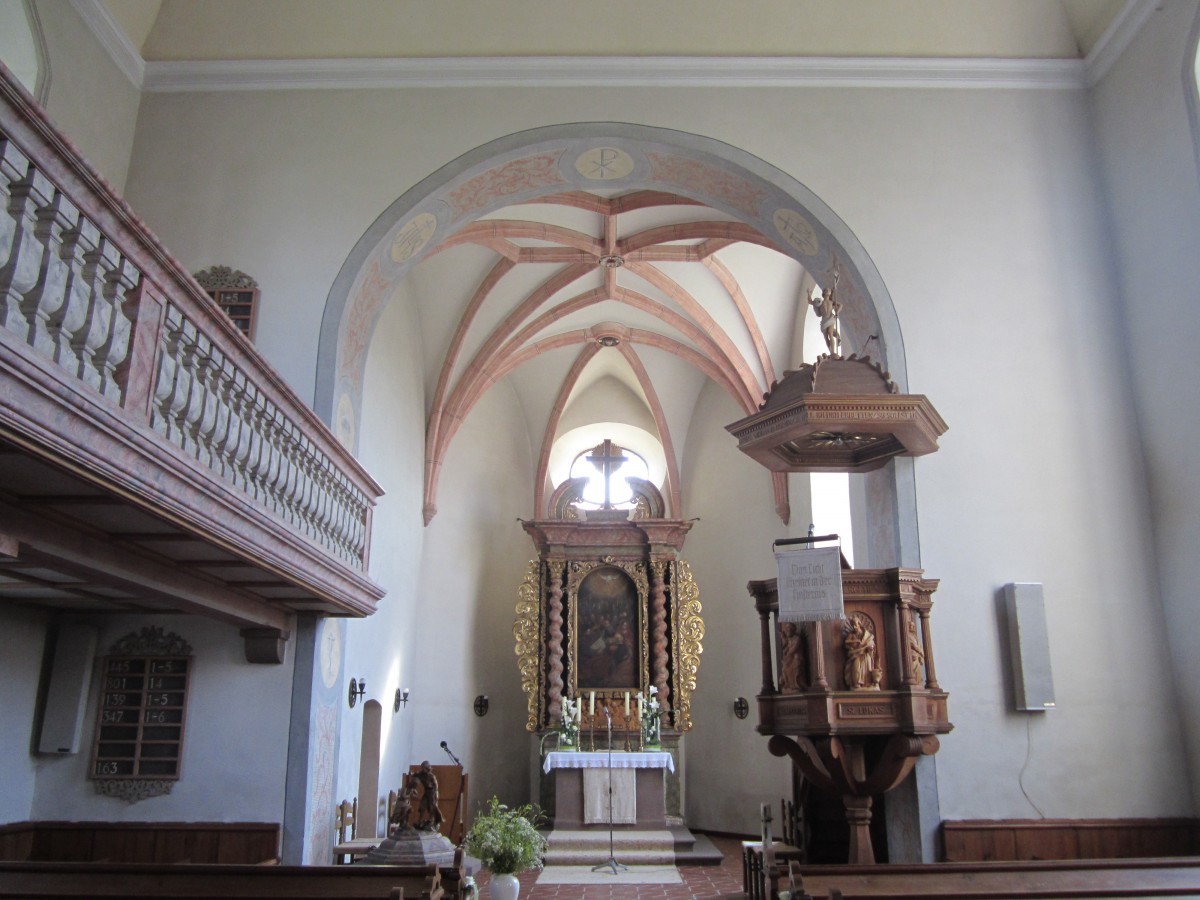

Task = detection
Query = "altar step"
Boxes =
[544,829,675,866]
[543,827,724,866]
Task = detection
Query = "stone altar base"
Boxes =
[362,829,457,866]
[550,766,666,828]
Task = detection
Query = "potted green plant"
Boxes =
[463,797,548,900]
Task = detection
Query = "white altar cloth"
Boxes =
[543,750,674,774]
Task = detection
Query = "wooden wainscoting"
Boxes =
[942,818,1200,861]
[0,822,280,864]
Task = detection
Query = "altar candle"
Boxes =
[638,692,644,720]
[589,691,595,716]
[624,691,630,715]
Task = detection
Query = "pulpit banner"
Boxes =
[775,544,844,621]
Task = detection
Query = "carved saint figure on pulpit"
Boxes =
[779,622,805,692]
[843,613,881,691]
[907,617,926,684]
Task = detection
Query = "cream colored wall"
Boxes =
[30,0,140,193]
[115,74,1192,829]
[1093,0,1200,811]
[411,375,537,813]
[339,277,429,830]
[0,607,50,823]
[682,381,809,833]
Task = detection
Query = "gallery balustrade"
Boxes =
[0,63,382,627]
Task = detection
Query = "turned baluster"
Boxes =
[24,189,79,360]
[94,254,139,403]
[71,237,121,393]
[0,154,51,336]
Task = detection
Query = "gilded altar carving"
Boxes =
[514,560,542,731]
[674,560,703,732]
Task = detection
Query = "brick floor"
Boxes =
[474,835,747,899]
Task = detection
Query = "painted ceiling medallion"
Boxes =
[597,335,621,347]
[575,147,635,181]
[598,254,625,269]
[725,355,947,473]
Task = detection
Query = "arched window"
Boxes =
[568,440,650,511]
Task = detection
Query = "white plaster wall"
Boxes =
[682,381,808,834]
[336,278,428,833]
[27,0,140,193]
[116,78,1190,826]
[0,607,50,824]
[30,614,294,822]
[410,377,537,820]
[1092,0,1200,810]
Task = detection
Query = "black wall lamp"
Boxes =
[349,677,366,708]
[474,694,489,717]
[733,697,750,719]
[394,687,410,712]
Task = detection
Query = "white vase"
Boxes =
[490,871,520,900]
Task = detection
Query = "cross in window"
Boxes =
[586,439,628,509]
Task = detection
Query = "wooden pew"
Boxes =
[0,860,442,899]
[0,821,280,865]
[767,856,1200,898]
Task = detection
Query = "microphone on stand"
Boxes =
[440,740,462,766]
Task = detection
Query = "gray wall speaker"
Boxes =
[37,623,98,754]
[1003,582,1056,712]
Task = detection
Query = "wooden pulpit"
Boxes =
[749,566,951,864]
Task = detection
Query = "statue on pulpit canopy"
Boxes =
[808,270,843,358]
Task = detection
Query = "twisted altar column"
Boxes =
[650,560,670,708]
[546,560,565,719]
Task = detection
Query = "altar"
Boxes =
[543,750,674,829]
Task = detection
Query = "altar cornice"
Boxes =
[521,518,694,557]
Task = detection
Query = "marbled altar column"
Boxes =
[546,559,565,717]
[649,559,670,707]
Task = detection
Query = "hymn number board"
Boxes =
[91,655,190,780]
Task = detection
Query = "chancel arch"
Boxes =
[317,123,919,568]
